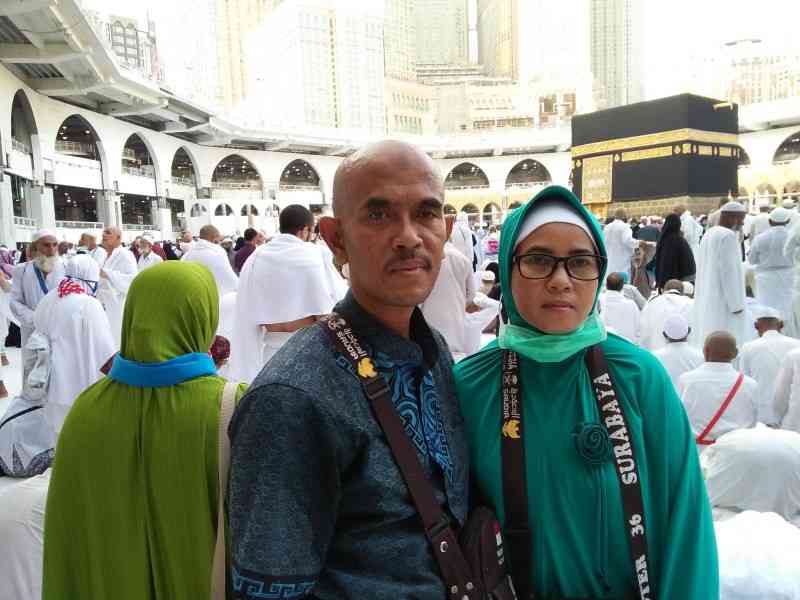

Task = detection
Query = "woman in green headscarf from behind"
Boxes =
[454,186,718,599]
[43,261,246,600]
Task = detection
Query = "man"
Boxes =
[739,306,800,425]
[230,205,341,383]
[783,199,800,228]
[676,204,703,261]
[479,270,495,295]
[97,226,138,348]
[748,207,794,327]
[680,331,757,449]
[421,216,479,359]
[182,224,238,299]
[640,279,693,350]
[598,272,641,344]
[602,209,639,280]
[653,314,704,393]
[33,254,115,439]
[221,237,235,267]
[634,216,659,242]
[705,198,729,230]
[9,229,65,372]
[229,141,468,598]
[774,345,800,433]
[233,227,260,274]
[77,232,106,265]
[449,212,477,270]
[745,205,772,243]
[693,201,748,348]
[136,234,163,272]
[177,229,193,257]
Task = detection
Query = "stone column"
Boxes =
[28,184,55,230]
[97,191,121,227]
[0,177,15,245]
[155,196,172,241]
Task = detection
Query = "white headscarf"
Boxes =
[63,254,101,296]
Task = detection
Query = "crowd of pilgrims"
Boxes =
[0,139,798,599]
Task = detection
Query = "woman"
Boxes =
[43,262,246,600]
[454,186,717,599]
[654,213,696,291]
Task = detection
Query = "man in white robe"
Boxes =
[744,205,772,243]
[774,346,800,433]
[97,226,137,348]
[653,314,704,394]
[702,426,800,523]
[421,226,478,359]
[230,205,343,383]
[693,201,748,349]
[680,331,758,449]
[748,207,794,323]
[449,212,476,269]
[602,209,639,280]
[677,205,703,263]
[9,229,64,374]
[33,255,115,439]
[783,216,800,338]
[77,232,106,265]
[640,280,693,350]
[181,224,239,297]
[598,272,641,344]
[739,306,800,426]
[136,234,163,272]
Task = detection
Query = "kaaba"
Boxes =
[570,93,740,217]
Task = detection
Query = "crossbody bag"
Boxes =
[320,314,517,600]
[501,346,655,600]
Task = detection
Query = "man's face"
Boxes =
[139,240,152,255]
[36,236,58,257]
[221,241,232,250]
[255,232,266,245]
[102,228,121,249]
[323,155,446,309]
[181,231,192,243]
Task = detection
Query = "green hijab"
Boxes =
[44,262,245,600]
[498,185,607,363]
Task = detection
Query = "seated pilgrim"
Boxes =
[455,186,718,599]
[652,313,704,394]
[679,331,758,450]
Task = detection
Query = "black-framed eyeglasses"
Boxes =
[514,252,606,281]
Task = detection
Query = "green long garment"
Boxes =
[454,186,718,599]
[43,261,246,600]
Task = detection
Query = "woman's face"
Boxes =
[510,222,599,333]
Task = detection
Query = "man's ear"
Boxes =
[319,216,348,265]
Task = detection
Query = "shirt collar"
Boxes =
[334,290,440,370]
[701,361,736,373]
[762,330,783,339]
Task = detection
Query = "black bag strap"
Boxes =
[499,351,533,600]
[501,347,655,600]
[319,314,482,600]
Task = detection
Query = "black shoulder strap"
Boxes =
[319,314,482,600]
[499,351,533,600]
[501,347,655,600]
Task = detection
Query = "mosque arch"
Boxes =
[505,158,552,187]
[121,133,158,180]
[212,154,261,188]
[482,202,502,224]
[443,204,457,215]
[773,131,800,165]
[279,159,321,189]
[241,204,259,216]
[171,146,199,185]
[10,89,38,156]
[738,147,751,168]
[214,203,235,216]
[190,203,207,217]
[444,163,490,189]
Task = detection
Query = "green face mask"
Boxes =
[497,186,608,363]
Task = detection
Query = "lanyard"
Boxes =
[32,264,49,295]
[502,347,655,600]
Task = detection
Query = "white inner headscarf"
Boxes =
[513,199,595,252]
[64,254,100,296]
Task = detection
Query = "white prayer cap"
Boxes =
[770,207,791,224]
[720,201,747,214]
[140,234,155,244]
[783,199,796,209]
[663,314,690,340]
[682,281,694,296]
[514,199,594,251]
[32,228,56,242]
[481,270,496,283]
[752,305,782,321]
